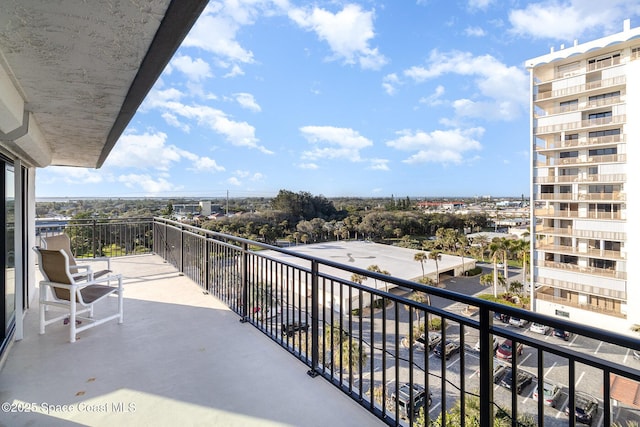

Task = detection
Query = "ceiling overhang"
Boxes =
[0,0,208,168]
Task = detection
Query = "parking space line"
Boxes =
[594,341,603,355]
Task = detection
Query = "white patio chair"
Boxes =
[34,247,123,343]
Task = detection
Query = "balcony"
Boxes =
[0,252,379,426]
[4,217,640,426]
[534,76,626,101]
[534,114,626,135]
[535,134,626,152]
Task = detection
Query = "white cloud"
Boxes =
[40,166,107,185]
[419,85,445,107]
[368,159,389,171]
[106,132,181,171]
[386,127,484,164]
[464,26,486,37]
[227,177,242,186]
[508,0,638,40]
[182,4,256,64]
[300,126,373,161]
[169,55,213,81]
[467,0,495,10]
[235,93,262,112]
[117,174,183,195]
[145,94,273,153]
[289,4,387,70]
[298,162,319,169]
[382,73,400,95]
[403,50,528,120]
[107,131,226,175]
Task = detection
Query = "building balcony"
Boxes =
[536,259,627,280]
[535,290,626,319]
[534,114,626,135]
[535,134,626,152]
[0,253,380,427]
[536,243,625,260]
[534,173,626,184]
[4,217,640,426]
[536,192,625,202]
[534,76,626,101]
[534,95,623,117]
[535,225,626,241]
[534,208,623,221]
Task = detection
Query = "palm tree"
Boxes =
[429,250,442,286]
[472,234,489,262]
[414,252,428,280]
[511,239,530,288]
[456,231,469,276]
[488,240,503,297]
[367,265,390,293]
[408,291,429,329]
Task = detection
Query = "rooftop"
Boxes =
[0,254,381,426]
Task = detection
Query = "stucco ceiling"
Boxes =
[0,0,207,168]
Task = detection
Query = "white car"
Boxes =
[474,336,499,352]
[509,317,529,328]
[529,322,550,335]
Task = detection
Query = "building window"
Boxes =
[559,99,578,112]
[560,151,578,158]
[588,147,617,156]
[588,184,619,193]
[589,129,620,137]
[589,91,620,102]
[588,167,598,175]
[565,133,579,141]
[559,185,572,193]
[589,258,615,269]
[588,111,612,120]
[632,47,640,60]
[560,168,579,176]
[587,53,621,70]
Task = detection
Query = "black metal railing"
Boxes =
[35,217,153,258]
[42,216,640,426]
[151,217,640,427]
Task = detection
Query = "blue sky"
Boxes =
[37,0,640,199]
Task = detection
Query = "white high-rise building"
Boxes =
[527,20,640,332]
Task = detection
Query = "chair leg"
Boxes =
[39,288,46,335]
[117,276,124,324]
[70,288,77,343]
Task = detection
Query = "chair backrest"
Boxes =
[41,234,77,267]
[34,247,73,301]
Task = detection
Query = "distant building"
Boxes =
[527,19,639,332]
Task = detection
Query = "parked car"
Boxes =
[633,349,640,360]
[554,328,572,341]
[529,322,550,335]
[532,381,562,407]
[494,312,510,323]
[564,392,598,425]
[492,364,508,384]
[281,321,309,337]
[473,336,499,353]
[434,340,461,360]
[497,367,534,394]
[416,333,442,352]
[391,383,432,420]
[496,339,523,361]
[509,317,529,328]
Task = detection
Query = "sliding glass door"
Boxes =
[0,160,15,353]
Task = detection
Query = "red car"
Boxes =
[496,339,523,361]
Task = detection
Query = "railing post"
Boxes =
[92,219,97,259]
[478,306,494,427]
[307,260,319,378]
[204,239,210,293]
[179,224,184,274]
[240,242,249,322]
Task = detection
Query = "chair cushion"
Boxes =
[73,270,112,282]
[79,285,118,304]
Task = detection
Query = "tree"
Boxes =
[489,238,510,296]
[367,264,390,294]
[510,239,530,290]
[429,250,442,286]
[472,234,490,262]
[414,252,428,280]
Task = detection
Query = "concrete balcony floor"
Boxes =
[0,254,382,427]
